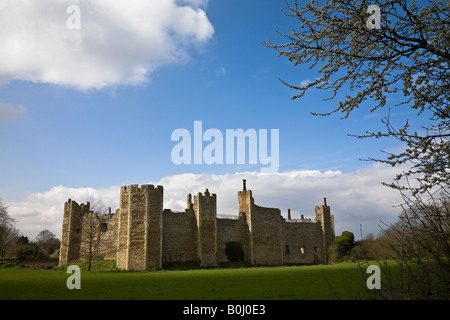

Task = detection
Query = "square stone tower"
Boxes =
[315,197,335,264]
[117,184,163,270]
[237,179,255,264]
[193,189,218,267]
[59,199,91,265]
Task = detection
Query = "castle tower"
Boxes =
[193,189,218,267]
[117,184,163,270]
[238,179,255,264]
[59,199,90,265]
[315,197,335,264]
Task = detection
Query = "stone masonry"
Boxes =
[59,180,335,270]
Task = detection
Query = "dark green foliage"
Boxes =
[0,260,23,269]
[333,231,355,261]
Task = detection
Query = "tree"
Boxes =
[0,199,15,228]
[81,197,109,271]
[14,235,33,260]
[82,212,102,271]
[35,230,60,259]
[0,199,18,258]
[333,231,355,261]
[378,187,450,299]
[264,0,449,194]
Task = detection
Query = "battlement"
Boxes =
[315,198,331,220]
[121,184,163,194]
[65,199,91,213]
[193,189,217,219]
[186,193,194,210]
[238,179,252,196]
[194,188,216,204]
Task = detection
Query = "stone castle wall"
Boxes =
[216,217,241,263]
[59,180,335,270]
[282,219,324,264]
[162,209,197,263]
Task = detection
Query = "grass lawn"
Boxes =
[0,262,373,300]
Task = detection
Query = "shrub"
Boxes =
[0,260,23,269]
[333,231,355,261]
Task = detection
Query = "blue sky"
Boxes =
[0,0,409,238]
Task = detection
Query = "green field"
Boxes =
[0,262,373,300]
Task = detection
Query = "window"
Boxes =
[301,246,305,254]
[285,245,290,255]
[314,246,318,253]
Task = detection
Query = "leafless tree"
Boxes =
[0,199,18,258]
[375,185,449,299]
[81,197,109,271]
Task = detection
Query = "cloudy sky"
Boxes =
[0,0,412,240]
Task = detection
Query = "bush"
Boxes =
[333,231,355,262]
[225,241,244,262]
[0,260,23,269]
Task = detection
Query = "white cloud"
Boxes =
[0,103,26,122]
[7,165,406,240]
[0,0,214,90]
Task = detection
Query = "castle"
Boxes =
[59,180,335,270]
